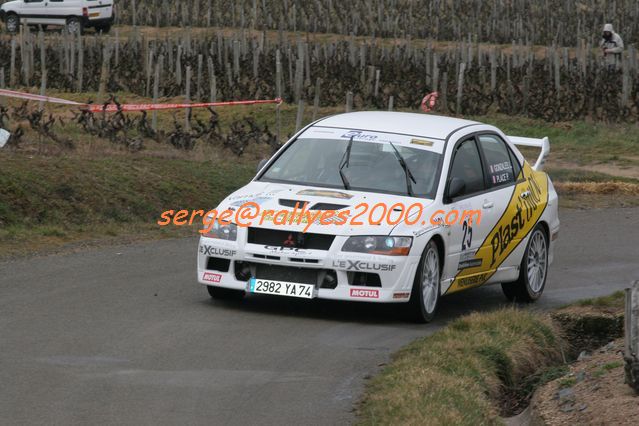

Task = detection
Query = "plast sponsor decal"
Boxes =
[446,162,549,294]
[203,272,222,283]
[350,288,380,299]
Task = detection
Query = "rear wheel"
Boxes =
[207,285,245,300]
[407,240,441,323]
[5,14,19,34]
[95,24,112,34]
[66,17,83,35]
[501,224,548,302]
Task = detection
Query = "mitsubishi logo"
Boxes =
[283,233,296,247]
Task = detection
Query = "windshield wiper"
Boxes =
[389,142,417,196]
[338,136,354,190]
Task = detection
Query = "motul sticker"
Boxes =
[350,288,379,299]
[203,272,222,283]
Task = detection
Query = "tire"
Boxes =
[407,239,441,323]
[501,224,548,302]
[206,285,245,300]
[5,14,19,34]
[65,17,83,35]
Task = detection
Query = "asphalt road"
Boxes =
[1,207,638,425]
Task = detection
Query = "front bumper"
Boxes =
[83,16,114,27]
[197,233,420,303]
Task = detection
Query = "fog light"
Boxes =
[234,262,252,281]
[321,270,338,289]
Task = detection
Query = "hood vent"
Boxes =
[278,199,349,211]
[279,199,309,209]
[309,203,349,211]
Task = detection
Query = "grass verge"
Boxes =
[0,154,255,258]
[357,309,565,425]
[358,292,627,425]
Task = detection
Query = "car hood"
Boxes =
[1,1,19,10]
[217,181,434,236]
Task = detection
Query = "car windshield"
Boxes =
[260,136,442,198]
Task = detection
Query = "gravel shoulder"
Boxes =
[533,338,638,425]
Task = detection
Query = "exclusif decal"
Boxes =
[445,162,549,294]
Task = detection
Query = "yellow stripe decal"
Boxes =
[445,162,549,294]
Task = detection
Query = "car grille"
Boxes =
[255,264,319,284]
[247,227,335,250]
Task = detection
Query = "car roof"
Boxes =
[313,111,481,140]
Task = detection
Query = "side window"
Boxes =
[478,134,517,188]
[448,138,485,198]
[508,145,522,178]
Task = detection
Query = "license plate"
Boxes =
[248,278,315,299]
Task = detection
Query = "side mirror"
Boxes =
[0,129,10,149]
[256,158,269,174]
[447,177,466,200]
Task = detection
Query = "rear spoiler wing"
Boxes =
[507,136,550,171]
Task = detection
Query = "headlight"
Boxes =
[342,236,412,256]
[203,220,237,241]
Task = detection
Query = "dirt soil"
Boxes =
[549,158,639,180]
[532,338,639,425]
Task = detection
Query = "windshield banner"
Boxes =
[300,127,445,154]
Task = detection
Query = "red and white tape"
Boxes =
[84,98,283,113]
[0,89,85,106]
[0,89,282,112]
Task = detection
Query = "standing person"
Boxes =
[600,23,624,70]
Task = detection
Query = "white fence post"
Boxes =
[625,280,639,393]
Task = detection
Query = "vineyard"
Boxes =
[0,1,638,154]
[114,0,639,47]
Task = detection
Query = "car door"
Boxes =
[442,136,497,294]
[474,134,522,282]
[21,0,47,25]
[47,0,75,25]
[476,133,549,285]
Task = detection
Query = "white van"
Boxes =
[0,0,114,34]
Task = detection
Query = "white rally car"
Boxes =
[197,112,559,322]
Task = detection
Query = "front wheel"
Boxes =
[5,14,19,34]
[502,224,548,302]
[407,240,441,323]
[66,17,83,35]
[207,285,245,300]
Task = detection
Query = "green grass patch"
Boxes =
[0,154,256,257]
[472,115,639,166]
[571,291,626,309]
[602,361,624,371]
[557,377,577,389]
[357,309,564,425]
